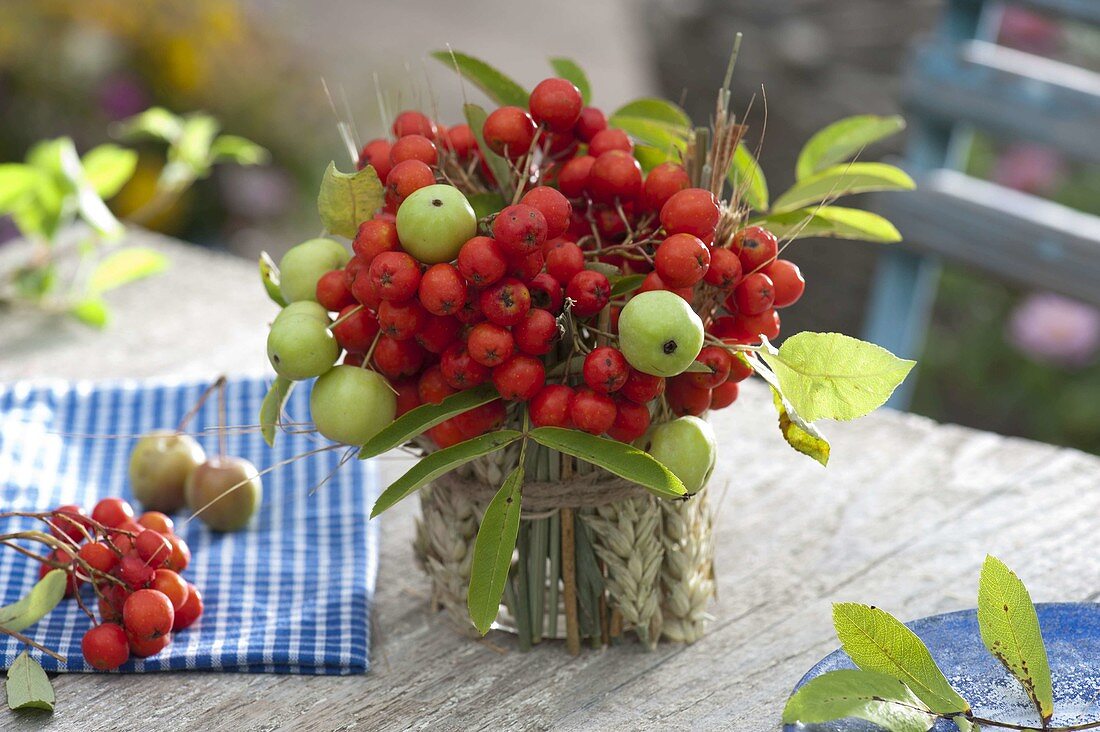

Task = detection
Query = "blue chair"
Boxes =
[863,0,1100,407]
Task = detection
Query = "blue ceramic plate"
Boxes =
[785,603,1100,731]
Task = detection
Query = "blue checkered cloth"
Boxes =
[0,376,378,674]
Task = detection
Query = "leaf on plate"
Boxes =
[782,669,936,732]
[833,603,969,715]
[370,430,523,517]
[468,463,524,634]
[977,556,1054,725]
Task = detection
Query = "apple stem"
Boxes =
[176,375,228,433]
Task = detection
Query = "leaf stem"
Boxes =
[0,627,66,663]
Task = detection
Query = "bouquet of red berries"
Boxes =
[258,48,915,649]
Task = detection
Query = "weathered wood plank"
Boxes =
[3,234,1100,731]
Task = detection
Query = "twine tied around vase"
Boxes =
[433,471,647,513]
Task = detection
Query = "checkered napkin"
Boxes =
[0,376,378,674]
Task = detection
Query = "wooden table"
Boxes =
[3,235,1100,731]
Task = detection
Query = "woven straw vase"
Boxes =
[413,439,716,652]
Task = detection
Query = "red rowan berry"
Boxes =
[704,247,743,289]
[512,308,559,356]
[733,226,779,273]
[479,278,531,327]
[357,138,393,180]
[587,151,643,204]
[530,385,575,427]
[732,272,775,316]
[619,369,665,404]
[82,623,130,670]
[467,323,515,367]
[643,163,691,212]
[570,389,617,434]
[492,355,546,401]
[389,134,438,166]
[529,78,584,131]
[583,346,630,394]
[660,188,721,240]
[372,336,426,379]
[608,400,651,442]
[493,204,548,257]
[369,251,421,302]
[574,107,607,142]
[385,159,435,206]
[588,128,633,157]
[762,259,805,308]
[654,233,711,288]
[392,110,436,138]
[565,270,610,317]
[520,186,572,239]
[482,106,537,158]
[440,344,491,389]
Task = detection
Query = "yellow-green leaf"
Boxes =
[759,332,915,422]
[88,247,168,295]
[370,430,523,518]
[977,556,1054,725]
[548,57,592,105]
[359,384,499,460]
[782,669,935,732]
[0,164,44,212]
[210,135,269,166]
[431,51,529,108]
[770,389,830,466]
[468,463,523,634]
[752,206,902,243]
[632,144,676,172]
[0,570,67,633]
[6,652,54,713]
[259,376,294,448]
[113,107,184,143]
[258,251,287,307]
[796,115,907,180]
[81,144,138,199]
[528,427,686,500]
[771,162,915,213]
[609,98,691,152]
[69,299,109,328]
[833,603,969,715]
[317,162,385,239]
[728,143,768,212]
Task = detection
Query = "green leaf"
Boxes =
[833,603,969,715]
[771,162,915,213]
[431,51,529,108]
[258,251,287,307]
[796,115,907,180]
[114,107,184,143]
[953,716,979,732]
[609,274,646,298]
[977,556,1054,724]
[548,57,591,105]
[0,570,67,633]
[6,652,54,713]
[87,247,168,295]
[52,138,124,239]
[467,191,507,220]
[81,144,138,199]
[259,376,294,448]
[752,206,902,243]
[528,427,686,500]
[210,135,269,166]
[759,332,915,422]
[317,162,385,239]
[69,299,109,328]
[770,388,830,466]
[782,669,936,732]
[370,430,523,518]
[609,98,691,152]
[468,463,524,635]
[728,143,768,211]
[0,164,43,213]
[464,104,513,194]
[359,384,500,460]
[632,145,676,172]
[173,114,220,175]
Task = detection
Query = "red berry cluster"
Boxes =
[319,76,809,443]
[36,498,202,670]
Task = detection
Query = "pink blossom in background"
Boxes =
[998,7,1063,57]
[992,143,1067,196]
[1007,292,1100,368]
[98,74,149,121]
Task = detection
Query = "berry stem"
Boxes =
[0,626,66,663]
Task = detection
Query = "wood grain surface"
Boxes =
[2,235,1098,731]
